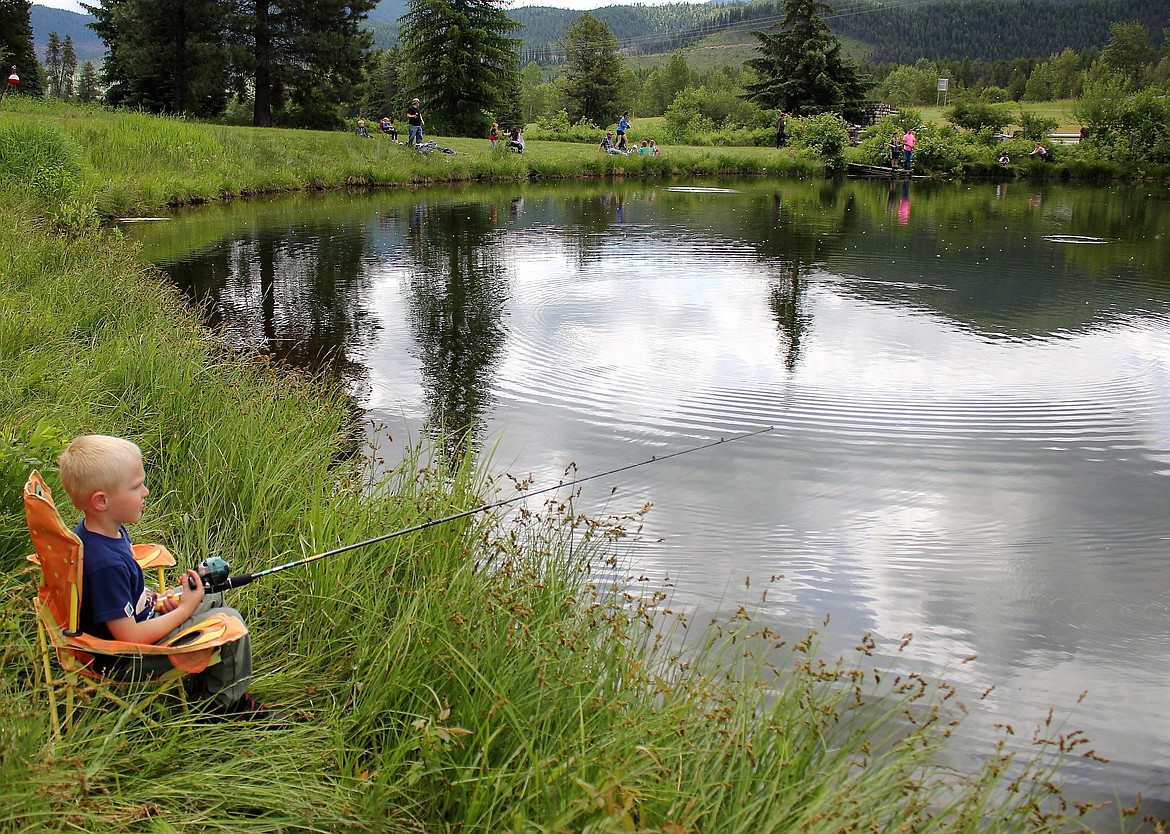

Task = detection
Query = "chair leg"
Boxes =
[36,616,63,739]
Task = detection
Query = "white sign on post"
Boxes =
[936,77,949,106]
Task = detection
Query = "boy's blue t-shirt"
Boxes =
[75,520,157,640]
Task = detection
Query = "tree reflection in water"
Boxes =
[405,200,510,463]
[160,220,377,390]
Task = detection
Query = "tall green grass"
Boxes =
[0,106,1147,831]
[0,98,810,221]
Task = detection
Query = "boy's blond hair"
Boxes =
[58,435,143,511]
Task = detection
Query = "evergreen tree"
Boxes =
[45,31,62,97]
[61,35,77,100]
[229,0,377,129]
[743,0,868,122]
[77,60,99,103]
[361,47,405,121]
[399,0,522,136]
[0,0,43,96]
[86,0,231,116]
[560,13,625,125]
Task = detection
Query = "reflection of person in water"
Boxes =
[897,181,910,226]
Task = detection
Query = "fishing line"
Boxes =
[213,425,776,590]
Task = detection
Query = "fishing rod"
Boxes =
[184,425,776,594]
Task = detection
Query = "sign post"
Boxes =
[936,77,949,107]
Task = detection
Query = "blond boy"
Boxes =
[58,435,276,720]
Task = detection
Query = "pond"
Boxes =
[129,176,1170,819]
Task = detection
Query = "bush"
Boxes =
[792,113,850,172]
[1017,111,1059,141]
[663,89,716,144]
[945,100,1014,132]
[525,110,600,144]
[1075,85,1170,168]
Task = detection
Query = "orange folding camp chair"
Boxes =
[25,470,248,735]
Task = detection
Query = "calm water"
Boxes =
[130,178,1170,816]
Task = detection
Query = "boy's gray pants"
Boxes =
[112,593,252,709]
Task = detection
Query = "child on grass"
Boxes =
[57,434,279,721]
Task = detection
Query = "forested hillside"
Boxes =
[510,0,1166,63]
[28,0,1168,70]
[834,0,1168,63]
[28,5,102,63]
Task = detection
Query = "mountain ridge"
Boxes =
[29,0,1168,70]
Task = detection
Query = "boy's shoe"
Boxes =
[219,693,288,723]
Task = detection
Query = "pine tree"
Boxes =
[77,61,99,103]
[560,13,625,125]
[45,32,62,97]
[361,47,405,122]
[229,0,377,129]
[743,0,869,122]
[399,0,522,136]
[87,0,230,116]
[61,35,77,100]
[0,0,44,96]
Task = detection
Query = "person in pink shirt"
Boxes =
[901,128,917,169]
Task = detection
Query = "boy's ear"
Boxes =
[86,490,109,513]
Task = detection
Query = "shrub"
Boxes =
[946,100,1014,133]
[664,88,716,144]
[792,113,850,172]
[1076,86,1170,168]
[525,110,600,144]
[1017,111,1059,140]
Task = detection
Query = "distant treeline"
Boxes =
[835,0,1167,63]
[29,0,1169,71]
[509,0,1166,64]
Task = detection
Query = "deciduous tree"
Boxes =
[743,0,868,122]
[1101,21,1156,90]
[398,0,522,135]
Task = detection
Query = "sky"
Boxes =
[33,0,692,13]
[33,0,86,11]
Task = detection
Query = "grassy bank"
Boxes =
[0,98,813,222]
[0,101,1140,832]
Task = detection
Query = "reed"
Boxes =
[0,110,1138,832]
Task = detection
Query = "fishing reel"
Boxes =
[191,555,232,591]
[158,555,233,611]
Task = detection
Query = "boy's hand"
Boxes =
[177,569,206,614]
[155,568,208,612]
[157,589,182,614]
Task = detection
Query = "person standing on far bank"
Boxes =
[406,98,424,146]
[775,112,787,148]
[901,127,917,170]
[616,112,630,151]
